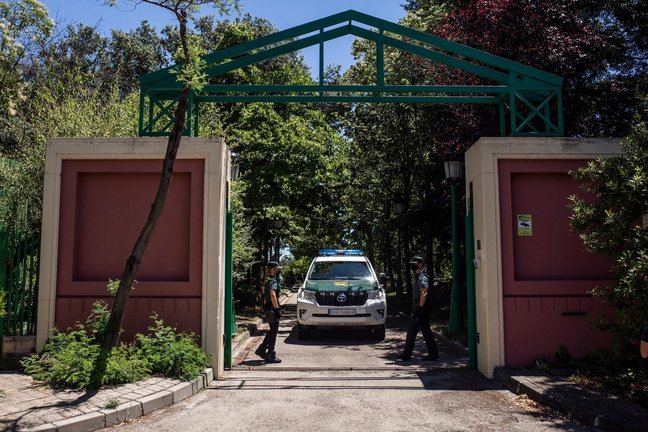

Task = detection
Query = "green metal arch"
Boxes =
[139,9,564,137]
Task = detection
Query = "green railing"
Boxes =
[0,229,41,340]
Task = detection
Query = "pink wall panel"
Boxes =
[73,172,191,281]
[55,297,202,343]
[503,296,611,365]
[56,159,204,339]
[499,159,614,365]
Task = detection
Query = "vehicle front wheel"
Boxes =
[297,323,311,340]
[373,324,386,341]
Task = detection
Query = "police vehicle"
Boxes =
[296,249,387,340]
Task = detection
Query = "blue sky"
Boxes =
[40,0,407,77]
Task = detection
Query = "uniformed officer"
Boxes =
[254,261,282,363]
[398,256,439,361]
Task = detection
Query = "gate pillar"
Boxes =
[37,138,228,377]
[465,137,620,378]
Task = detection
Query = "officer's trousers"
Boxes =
[260,310,280,353]
[403,306,439,357]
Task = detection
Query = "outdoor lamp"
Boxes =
[230,152,241,181]
[443,153,463,180]
[393,195,404,215]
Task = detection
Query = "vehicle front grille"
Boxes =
[316,291,368,306]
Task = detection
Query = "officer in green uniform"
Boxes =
[398,256,439,361]
[254,261,282,363]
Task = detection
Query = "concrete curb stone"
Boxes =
[53,412,105,432]
[168,382,193,403]
[494,366,648,432]
[101,401,143,427]
[138,391,173,415]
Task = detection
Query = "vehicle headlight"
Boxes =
[367,289,384,300]
[299,289,317,302]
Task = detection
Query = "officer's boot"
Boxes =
[254,344,267,360]
[264,350,282,364]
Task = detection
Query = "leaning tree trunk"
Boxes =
[100,12,191,352]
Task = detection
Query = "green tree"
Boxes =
[570,121,648,357]
[0,0,53,116]
[98,0,239,362]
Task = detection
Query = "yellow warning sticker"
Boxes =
[517,214,532,236]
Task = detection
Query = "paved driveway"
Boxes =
[109,296,596,432]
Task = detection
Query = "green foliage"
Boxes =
[569,121,648,355]
[21,327,100,388]
[20,306,151,388]
[171,32,208,90]
[0,289,6,318]
[105,397,120,410]
[554,344,574,367]
[564,348,648,407]
[85,300,112,340]
[136,314,209,381]
[0,0,53,116]
[21,303,209,388]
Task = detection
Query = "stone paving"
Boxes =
[0,371,204,431]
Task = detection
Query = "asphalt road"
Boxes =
[109,294,597,432]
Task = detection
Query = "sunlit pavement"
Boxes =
[108,293,597,432]
[236,292,468,370]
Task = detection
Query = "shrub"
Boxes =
[20,326,150,388]
[21,304,208,388]
[136,315,209,381]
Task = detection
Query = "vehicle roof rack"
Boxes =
[319,249,363,256]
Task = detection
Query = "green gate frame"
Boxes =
[138,10,566,370]
[138,9,564,138]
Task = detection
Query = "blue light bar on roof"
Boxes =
[319,249,363,256]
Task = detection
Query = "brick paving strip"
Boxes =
[0,368,214,432]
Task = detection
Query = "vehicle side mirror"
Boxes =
[378,273,388,285]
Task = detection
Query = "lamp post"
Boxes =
[224,152,240,369]
[393,195,404,305]
[444,154,463,333]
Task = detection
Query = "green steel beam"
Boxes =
[350,26,511,86]
[200,84,513,94]
[197,95,501,104]
[139,9,564,137]
[203,25,351,78]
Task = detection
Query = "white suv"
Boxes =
[296,250,386,340]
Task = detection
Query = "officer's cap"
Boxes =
[266,261,281,269]
[409,256,424,264]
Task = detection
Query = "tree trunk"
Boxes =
[98,11,191,360]
[101,86,190,352]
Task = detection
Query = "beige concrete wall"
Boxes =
[465,137,621,378]
[37,137,228,377]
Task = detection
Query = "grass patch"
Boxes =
[104,397,120,410]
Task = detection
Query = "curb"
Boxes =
[23,368,215,432]
[494,366,648,432]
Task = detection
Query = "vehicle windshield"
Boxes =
[308,261,372,280]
